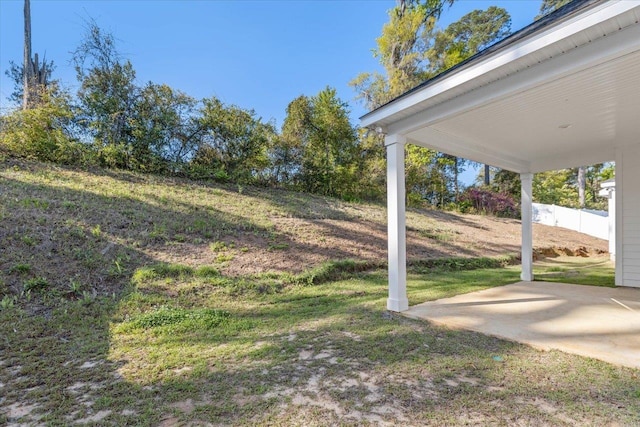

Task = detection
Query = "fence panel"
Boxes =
[532,203,609,240]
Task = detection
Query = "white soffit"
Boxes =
[408,46,640,172]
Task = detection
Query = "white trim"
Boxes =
[386,135,408,312]
[521,173,534,282]
[615,148,623,286]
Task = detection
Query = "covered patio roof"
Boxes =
[360,0,640,312]
[362,0,640,173]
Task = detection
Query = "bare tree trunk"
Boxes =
[23,0,32,110]
[578,166,586,207]
[453,156,459,201]
[484,164,490,186]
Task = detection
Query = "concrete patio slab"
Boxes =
[404,281,640,369]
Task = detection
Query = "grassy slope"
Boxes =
[0,159,636,425]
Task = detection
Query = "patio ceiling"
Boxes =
[361,0,640,173]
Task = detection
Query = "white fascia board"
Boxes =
[361,0,640,130]
[388,21,640,136]
[407,127,530,173]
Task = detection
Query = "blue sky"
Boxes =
[0,0,541,181]
[0,1,542,123]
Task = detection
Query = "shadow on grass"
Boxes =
[2,266,639,425]
[1,161,636,424]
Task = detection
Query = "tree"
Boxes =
[131,83,202,171]
[350,3,436,110]
[577,166,586,207]
[426,6,510,74]
[1,86,77,163]
[425,6,510,188]
[5,60,56,108]
[72,20,140,168]
[197,97,275,183]
[537,0,573,20]
[20,0,55,109]
[280,87,358,197]
[352,4,512,208]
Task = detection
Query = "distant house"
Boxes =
[360,0,640,311]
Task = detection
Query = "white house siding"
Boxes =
[621,144,640,288]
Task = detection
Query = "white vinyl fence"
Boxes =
[532,203,609,240]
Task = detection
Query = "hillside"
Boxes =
[3,159,635,427]
[0,158,607,301]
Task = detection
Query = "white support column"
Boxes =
[386,134,408,312]
[520,173,534,281]
[615,149,623,286]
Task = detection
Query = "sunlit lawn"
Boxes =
[2,258,638,426]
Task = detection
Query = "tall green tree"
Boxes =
[425,6,511,74]
[280,87,358,197]
[350,3,437,110]
[197,97,275,183]
[73,20,139,165]
[130,83,202,171]
[352,3,512,207]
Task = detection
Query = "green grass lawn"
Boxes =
[533,255,615,287]
[1,260,638,426]
[0,160,633,425]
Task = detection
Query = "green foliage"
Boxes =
[286,259,380,287]
[279,87,359,198]
[351,3,511,207]
[128,306,230,330]
[410,254,518,273]
[197,96,275,184]
[10,263,31,274]
[0,87,86,164]
[490,164,611,210]
[426,6,511,74]
[0,295,16,310]
[131,263,195,287]
[79,61,138,151]
[350,4,435,110]
[131,82,201,171]
[533,169,576,206]
[194,266,221,278]
[23,277,49,292]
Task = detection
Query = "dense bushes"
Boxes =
[460,187,520,218]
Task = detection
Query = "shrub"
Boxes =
[0,88,90,165]
[461,187,520,218]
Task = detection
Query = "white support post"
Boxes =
[386,134,408,312]
[615,149,623,286]
[520,173,534,281]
